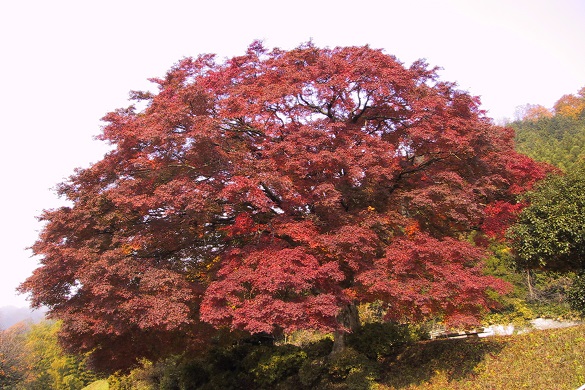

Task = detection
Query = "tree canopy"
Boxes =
[19,41,547,371]
[509,160,585,273]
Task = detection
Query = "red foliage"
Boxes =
[19,41,547,371]
[200,243,345,334]
[481,201,526,240]
[357,233,510,327]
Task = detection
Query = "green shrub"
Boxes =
[174,359,209,389]
[106,333,387,389]
[483,298,535,326]
[299,348,379,389]
[249,345,307,388]
[327,348,379,385]
[200,344,255,389]
[107,360,157,390]
[298,356,328,388]
[568,273,585,315]
[347,322,426,360]
[303,338,334,359]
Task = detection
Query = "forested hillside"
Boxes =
[504,88,585,324]
[512,87,585,170]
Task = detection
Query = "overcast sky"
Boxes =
[1,0,584,307]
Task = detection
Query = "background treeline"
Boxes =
[0,320,98,389]
[512,86,585,171]
[2,87,585,390]
[486,86,585,323]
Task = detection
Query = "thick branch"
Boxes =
[260,182,282,206]
[297,94,336,120]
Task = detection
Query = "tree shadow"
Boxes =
[380,337,507,388]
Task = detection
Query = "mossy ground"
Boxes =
[378,324,585,389]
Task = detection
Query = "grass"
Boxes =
[378,324,585,389]
[81,379,109,390]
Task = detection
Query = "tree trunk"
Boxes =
[526,270,535,300]
[331,303,360,355]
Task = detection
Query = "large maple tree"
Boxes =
[20,41,547,371]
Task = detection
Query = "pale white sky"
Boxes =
[1,0,584,307]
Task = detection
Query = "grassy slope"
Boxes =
[82,379,109,390]
[378,324,585,389]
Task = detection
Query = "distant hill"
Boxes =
[512,103,585,171]
[0,306,47,329]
